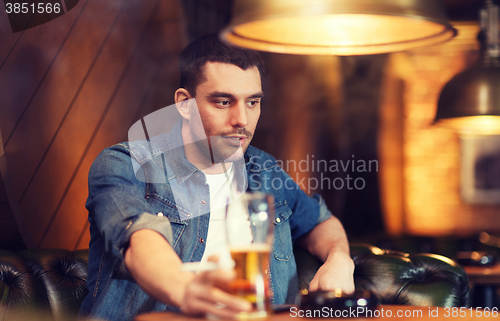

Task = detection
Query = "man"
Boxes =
[79,34,354,321]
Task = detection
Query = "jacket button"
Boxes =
[157,212,164,217]
[199,238,204,243]
[201,200,206,205]
[276,217,281,223]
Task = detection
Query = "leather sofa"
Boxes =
[0,249,88,321]
[0,244,469,321]
[296,244,470,307]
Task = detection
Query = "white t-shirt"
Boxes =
[198,164,244,270]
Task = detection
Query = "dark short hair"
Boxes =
[179,34,265,96]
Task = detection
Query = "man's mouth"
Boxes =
[223,135,246,142]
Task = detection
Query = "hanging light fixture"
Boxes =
[434,0,500,135]
[219,0,456,55]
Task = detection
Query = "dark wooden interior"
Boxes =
[0,0,185,250]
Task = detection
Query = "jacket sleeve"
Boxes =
[86,143,174,277]
[273,166,334,241]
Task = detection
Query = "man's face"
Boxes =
[189,62,263,164]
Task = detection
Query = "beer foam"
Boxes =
[229,243,271,252]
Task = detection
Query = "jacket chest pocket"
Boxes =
[146,194,188,247]
[273,202,293,261]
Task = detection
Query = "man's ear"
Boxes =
[175,88,192,120]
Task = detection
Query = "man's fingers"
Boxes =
[210,288,252,313]
[317,276,336,291]
[187,273,251,310]
[183,282,252,317]
[308,276,319,292]
[207,254,219,263]
[194,284,252,311]
[188,297,247,319]
[196,268,236,288]
[182,266,251,317]
[308,267,355,294]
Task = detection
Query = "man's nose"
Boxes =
[230,101,248,128]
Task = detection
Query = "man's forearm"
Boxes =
[298,216,350,261]
[124,229,194,307]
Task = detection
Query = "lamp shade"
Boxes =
[220,0,457,55]
[434,63,500,134]
[434,0,500,135]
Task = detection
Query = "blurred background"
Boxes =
[0,0,499,261]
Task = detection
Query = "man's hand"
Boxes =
[180,263,252,318]
[125,230,251,318]
[297,216,355,294]
[308,250,355,294]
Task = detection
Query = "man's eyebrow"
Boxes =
[248,92,265,99]
[207,91,265,99]
[207,92,235,99]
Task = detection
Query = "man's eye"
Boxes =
[248,100,260,107]
[217,100,230,106]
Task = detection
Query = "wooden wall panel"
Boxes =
[40,26,183,249]
[0,0,90,141]
[0,12,22,66]
[4,0,121,204]
[0,172,23,250]
[73,56,181,250]
[0,0,186,249]
[20,0,159,246]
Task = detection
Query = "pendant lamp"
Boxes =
[434,0,500,135]
[220,0,457,55]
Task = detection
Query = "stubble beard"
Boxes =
[208,129,253,164]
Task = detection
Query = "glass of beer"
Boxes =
[225,192,274,320]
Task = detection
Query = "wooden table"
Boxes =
[464,264,500,308]
[136,306,498,320]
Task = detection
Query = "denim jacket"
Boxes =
[79,122,332,321]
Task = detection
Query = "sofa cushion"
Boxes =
[18,249,89,321]
[0,249,88,321]
[0,250,50,320]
